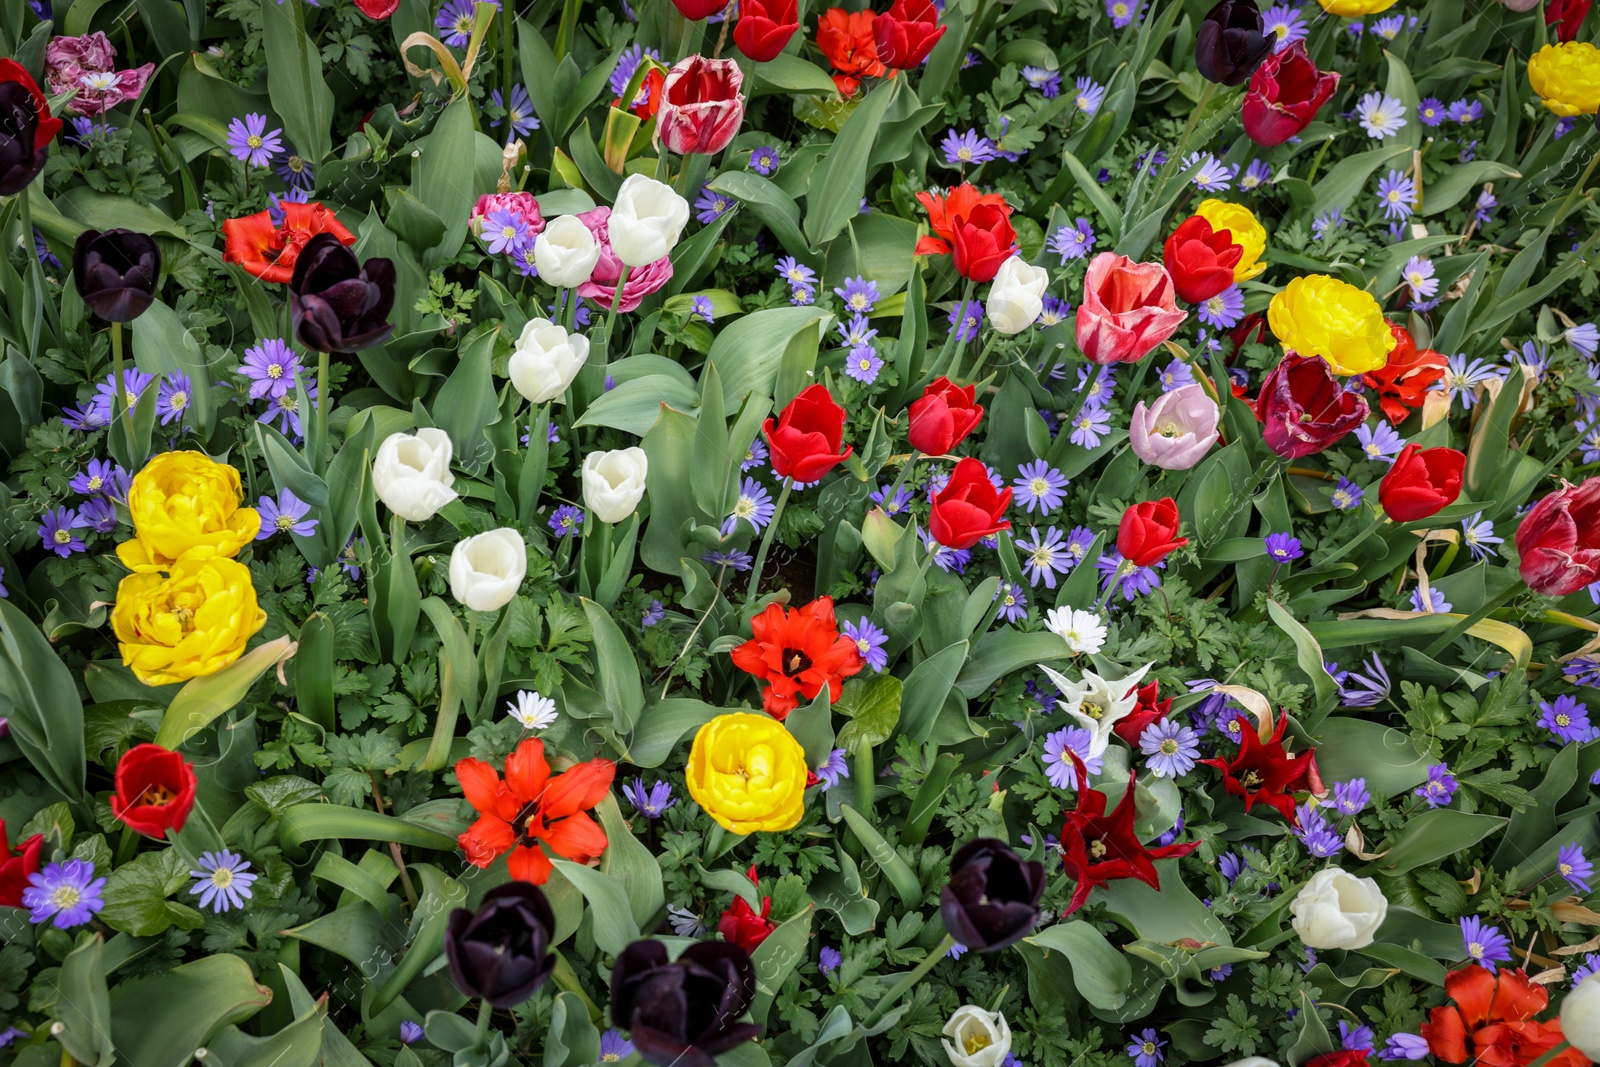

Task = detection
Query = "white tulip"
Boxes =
[508,318,590,404]
[941,1006,1011,1067]
[533,215,601,287]
[1563,972,1600,1058]
[581,447,649,523]
[1038,661,1154,758]
[372,428,458,522]
[608,174,690,267]
[449,528,527,612]
[985,256,1049,335]
[1289,867,1388,950]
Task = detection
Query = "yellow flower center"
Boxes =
[964,1033,992,1056]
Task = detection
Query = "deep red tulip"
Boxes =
[1111,681,1173,746]
[1516,479,1600,596]
[1378,444,1465,523]
[656,56,745,156]
[672,0,731,19]
[1163,215,1243,304]
[716,868,776,951]
[0,819,44,908]
[353,0,400,17]
[763,385,852,483]
[1058,751,1200,914]
[907,377,984,456]
[1117,498,1188,567]
[1547,0,1591,42]
[112,743,198,837]
[929,457,1011,549]
[1254,354,1368,459]
[1306,1052,1370,1067]
[1200,714,1317,824]
[1241,41,1339,148]
[950,202,1017,283]
[734,0,800,61]
[872,0,946,69]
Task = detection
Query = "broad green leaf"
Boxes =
[261,0,334,164]
[1266,600,1339,726]
[153,635,296,750]
[582,598,646,735]
[109,955,273,1067]
[1025,923,1132,1011]
[544,992,602,1067]
[598,793,665,929]
[899,641,968,743]
[129,299,215,437]
[432,323,502,476]
[576,374,700,435]
[419,596,479,771]
[839,805,920,906]
[53,937,115,1067]
[749,906,814,1025]
[1373,810,1507,875]
[1312,143,1412,216]
[0,598,87,799]
[413,98,481,266]
[804,78,900,249]
[834,674,903,753]
[278,804,459,851]
[206,1000,327,1067]
[709,306,831,409]
[370,863,467,1015]
[549,859,641,957]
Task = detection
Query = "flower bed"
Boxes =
[3,0,1600,1065]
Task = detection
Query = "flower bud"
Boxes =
[985,256,1049,335]
[508,318,589,404]
[941,1006,1011,1067]
[449,528,527,612]
[534,214,602,287]
[1288,867,1387,949]
[939,839,1045,952]
[445,883,557,1007]
[582,447,649,523]
[608,174,691,268]
[372,429,459,522]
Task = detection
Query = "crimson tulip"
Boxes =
[353,0,400,17]
[0,819,44,908]
[929,457,1011,549]
[656,56,746,156]
[735,0,800,61]
[1117,498,1188,567]
[1254,354,1368,459]
[1058,751,1200,914]
[1199,714,1317,824]
[763,385,852,483]
[1075,252,1188,365]
[1163,216,1243,304]
[672,0,731,19]
[950,202,1017,283]
[1547,0,1591,41]
[716,868,776,952]
[1378,443,1464,523]
[872,0,946,70]
[907,377,984,456]
[1241,41,1339,148]
[112,743,198,837]
[0,59,63,195]
[1111,680,1172,746]
[1516,479,1600,596]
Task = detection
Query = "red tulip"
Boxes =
[1111,681,1172,746]
[353,0,400,17]
[1254,354,1368,459]
[1516,479,1600,596]
[716,868,777,951]
[907,377,984,456]
[734,0,800,61]
[1305,1053,1369,1067]
[1378,444,1464,523]
[1076,252,1189,365]
[872,0,946,70]
[763,385,853,483]
[950,202,1017,283]
[0,819,44,908]
[1163,215,1243,305]
[0,58,64,195]
[929,457,1011,549]
[112,743,198,837]
[656,56,745,156]
[1547,0,1591,42]
[1117,498,1188,568]
[1241,40,1339,148]
[1199,714,1317,824]
[672,0,731,19]
[1057,751,1199,914]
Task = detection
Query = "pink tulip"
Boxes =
[655,56,745,156]
[45,32,153,116]
[572,207,674,313]
[1075,252,1190,365]
[1129,383,1221,470]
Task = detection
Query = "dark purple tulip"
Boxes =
[1195,0,1272,87]
[0,60,61,196]
[610,941,760,1067]
[72,229,161,322]
[287,232,396,354]
[939,838,1046,952]
[444,882,557,1007]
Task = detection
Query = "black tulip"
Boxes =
[610,941,761,1067]
[1194,0,1273,87]
[444,882,558,1008]
[939,838,1046,953]
[73,229,161,323]
[0,60,60,196]
[287,232,397,354]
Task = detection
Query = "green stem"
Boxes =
[852,745,873,818]
[602,264,631,360]
[313,348,331,474]
[745,477,792,601]
[1552,147,1600,228]
[862,933,957,1028]
[110,320,133,445]
[1152,80,1218,205]
[1311,513,1389,570]
[884,450,922,504]
[114,825,139,866]
[959,331,1000,384]
[923,278,978,384]
[472,997,494,1054]
[18,181,59,343]
[1522,1041,1571,1067]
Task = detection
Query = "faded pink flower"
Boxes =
[1129,383,1220,470]
[45,32,152,115]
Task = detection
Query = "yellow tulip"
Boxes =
[686,713,809,834]
[1528,43,1600,118]
[1195,199,1267,283]
[1268,274,1396,376]
[1316,0,1398,13]
[117,451,260,573]
[112,557,267,686]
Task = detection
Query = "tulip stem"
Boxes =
[745,477,792,601]
[1552,147,1600,228]
[603,264,631,363]
[863,932,957,1029]
[1311,513,1389,570]
[471,996,493,1053]
[368,771,420,909]
[17,182,59,344]
[312,348,331,474]
[1153,80,1218,206]
[1523,1041,1571,1067]
[853,744,874,817]
[114,825,139,866]
[109,321,135,450]
[884,449,922,506]
[958,332,1000,385]
[923,278,977,385]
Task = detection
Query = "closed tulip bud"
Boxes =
[657,56,746,156]
[582,447,649,523]
[1117,497,1188,567]
[1195,0,1272,87]
[73,229,161,322]
[985,256,1049,334]
[534,215,602,287]
[940,839,1045,952]
[1076,252,1188,365]
[908,377,983,457]
[1377,444,1464,523]
[608,174,691,268]
[941,1006,1011,1067]
[1516,478,1600,596]
[1129,383,1220,470]
[372,429,459,522]
[445,883,557,1007]
[1289,868,1387,949]
[951,202,1017,283]
[508,318,589,404]
[1562,972,1600,1058]
[609,940,760,1067]
[1163,216,1242,305]
[449,528,527,612]
[734,0,800,61]
[288,233,396,354]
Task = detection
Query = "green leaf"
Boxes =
[369,863,467,1016]
[0,598,87,799]
[1024,923,1132,1011]
[1312,142,1412,216]
[261,0,334,164]
[52,936,114,1067]
[838,805,920,906]
[549,859,641,957]
[581,598,646,735]
[1421,160,1519,217]
[419,596,479,771]
[834,675,903,753]
[598,793,665,930]
[708,306,830,411]
[206,1000,327,1067]
[626,698,721,767]
[108,955,273,1067]
[575,374,700,435]
[785,688,837,769]
[955,630,1069,699]
[129,299,216,437]
[1312,717,1430,796]
[100,849,207,937]
[749,906,814,1025]
[413,98,482,267]
[804,78,900,250]
[278,804,459,851]
[1374,810,1507,875]
[899,641,968,743]
[748,52,840,95]
[432,323,502,476]
[1096,859,1232,945]
[153,635,295,750]
[295,614,335,731]
[1266,600,1339,726]
[257,420,328,507]
[544,992,602,1067]
[710,172,810,258]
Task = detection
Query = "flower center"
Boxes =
[247,134,264,149]
[51,884,82,910]
[1240,770,1262,788]
[169,391,188,409]
[53,529,71,544]
[1089,838,1108,858]
[268,363,284,378]
[141,783,177,806]
[276,514,296,531]
[211,867,235,888]
[783,649,813,677]
[1082,700,1103,719]
[1160,739,1180,755]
